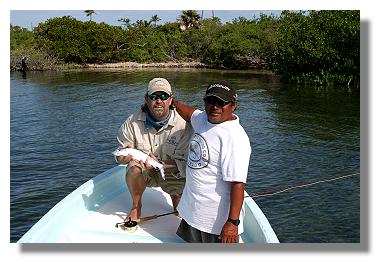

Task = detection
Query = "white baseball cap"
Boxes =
[147,78,172,95]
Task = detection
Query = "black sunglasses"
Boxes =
[148,93,170,101]
[204,96,230,107]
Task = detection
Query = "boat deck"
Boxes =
[63,187,186,243]
[38,187,246,243]
[18,166,275,243]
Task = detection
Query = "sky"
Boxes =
[10,10,281,30]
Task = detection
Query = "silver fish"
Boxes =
[112,148,168,179]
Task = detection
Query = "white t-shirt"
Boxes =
[177,110,251,235]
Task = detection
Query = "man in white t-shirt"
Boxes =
[173,80,251,243]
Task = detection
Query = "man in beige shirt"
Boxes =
[115,78,192,222]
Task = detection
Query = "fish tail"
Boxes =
[160,168,165,180]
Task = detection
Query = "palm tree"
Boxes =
[178,10,201,32]
[84,10,96,21]
[134,19,151,28]
[150,15,161,26]
[118,18,131,29]
[201,10,215,19]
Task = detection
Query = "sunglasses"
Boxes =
[148,93,170,101]
[204,96,230,107]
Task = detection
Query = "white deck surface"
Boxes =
[63,187,186,243]
[18,166,276,243]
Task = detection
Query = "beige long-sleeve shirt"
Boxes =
[117,109,192,177]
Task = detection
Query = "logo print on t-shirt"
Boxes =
[187,133,209,169]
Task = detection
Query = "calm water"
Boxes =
[10,69,360,243]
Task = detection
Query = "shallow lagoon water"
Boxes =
[10,69,360,243]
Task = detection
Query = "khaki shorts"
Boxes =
[126,161,185,196]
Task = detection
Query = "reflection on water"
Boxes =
[10,69,360,242]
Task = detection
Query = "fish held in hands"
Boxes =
[112,148,166,179]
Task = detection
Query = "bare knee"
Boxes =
[128,165,142,176]
[126,165,145,194]
[126,166,143,182]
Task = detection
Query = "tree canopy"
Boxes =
[10,10,360,86]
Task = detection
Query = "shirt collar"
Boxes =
[139,110,176,128]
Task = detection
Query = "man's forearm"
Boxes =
[228,182,245,220]
[173,100,196,122]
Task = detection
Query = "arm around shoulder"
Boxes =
[173,99,196,122]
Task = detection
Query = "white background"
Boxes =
[2,0,383,267]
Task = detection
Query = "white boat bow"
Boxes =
[18,165,279,243]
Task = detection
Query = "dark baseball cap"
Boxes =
[204,80,238,102]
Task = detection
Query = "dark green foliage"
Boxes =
[157,22,190,61]
[201,16,278,69]
[34,16,92,63]
[33,16,125,63]
[10,24,63,71]
[10,10,360,86]
[272,10,360,85]
[10,25,34,50]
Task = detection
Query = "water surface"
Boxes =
[10,69,360,243]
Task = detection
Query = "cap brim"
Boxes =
[204,93,231,102]
[148,89,172,95]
